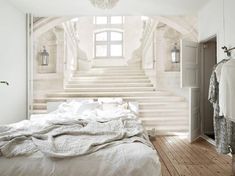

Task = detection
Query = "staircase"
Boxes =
[33,66,189,135]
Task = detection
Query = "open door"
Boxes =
[189,88,201,142]
[180,39,201,142]
[181,40,199,88]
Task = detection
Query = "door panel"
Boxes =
[189,88,201,142]
[181,39,201,142]
[181,40,199,88]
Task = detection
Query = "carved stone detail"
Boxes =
[89,0,119,9]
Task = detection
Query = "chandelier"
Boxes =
[89,0,120,9]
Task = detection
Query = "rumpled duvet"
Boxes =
[0,116,153,158]
[0,102,161,176]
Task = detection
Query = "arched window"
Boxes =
[95,31,123,58]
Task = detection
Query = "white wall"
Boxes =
[8,0,210,16]
[0,0,26,124]
[199,0,235,61]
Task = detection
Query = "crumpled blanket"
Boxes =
[0,117,153,158]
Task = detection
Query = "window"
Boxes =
[95,16,108,24]
[95,16,124,25]
[110,16,123,24]
[95,31,123,58]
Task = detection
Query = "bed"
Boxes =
[0,98,161,176]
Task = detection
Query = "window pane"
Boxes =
[110,32,122,41]
[110,44,122,57]
[110,16,123,24]
[96,16,108,24]
[96,45,108,57]
[96,32,107,41]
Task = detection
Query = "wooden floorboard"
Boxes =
[152,136,233,176]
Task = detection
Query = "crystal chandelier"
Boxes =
[89,0,120,9]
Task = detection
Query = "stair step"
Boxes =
[46,91,174,97]
[145,125,188,131]
[140,116,188,120]
[34,98,67,104]
[33,103,47,110]
[142,119,188,126]
[91,66,140,70]
[139,110,188,116]
[34,96,186,104]
[74,70,144,74]
[139,109,188,113]
[65,83,153,88]
[128,97,185,102]
[32,110,47,114]
[139,102,188,109]
[71,75,149,79]
[64,87,155,92]
[73,73,145,77]
[68,79,151,83]
[44,96,185,103]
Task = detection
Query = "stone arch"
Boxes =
[152,16,198,41]
[34,17,72,38]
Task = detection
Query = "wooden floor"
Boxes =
[152,136,233,176]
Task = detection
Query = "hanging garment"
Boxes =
[208,59,234,154]
[219,59,235,120]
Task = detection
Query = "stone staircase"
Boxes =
[33,66,189,135]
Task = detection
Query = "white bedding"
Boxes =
[0,100,161,176]
[0,143,161,176]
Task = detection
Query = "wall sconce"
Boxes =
[40,46,49,66]
[171,43,180,63]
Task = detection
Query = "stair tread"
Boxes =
[139,109,188,112]
[64,87,155,89]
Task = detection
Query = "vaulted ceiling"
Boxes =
[8,0,210,16]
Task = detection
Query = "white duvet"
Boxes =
[0,100,161,176]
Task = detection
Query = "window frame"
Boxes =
[94,16,124,25]
[94,30,123,59]
[95,16,108,25]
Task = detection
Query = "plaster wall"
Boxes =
[0,0,27,124]
[199,0,235,61]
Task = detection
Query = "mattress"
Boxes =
[0,143,161,176]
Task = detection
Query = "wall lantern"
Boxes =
[171,43,180,63]
[40,46,49,66]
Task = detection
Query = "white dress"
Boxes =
[219,59,235,121]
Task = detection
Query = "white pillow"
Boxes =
[98,98,123,111]
[47,102,65,113]
[76,102,100,114]
[128,102,139,115]
[102,103,118,111]
[98,98,123,104]
[55,101,82,114]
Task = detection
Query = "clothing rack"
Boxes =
[222,46,235,57]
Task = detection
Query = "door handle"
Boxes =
[0,81,9,86]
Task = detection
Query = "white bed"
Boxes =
[0,99,161,176]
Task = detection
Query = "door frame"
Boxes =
[26,14,34,119]
[199,34,217,139]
